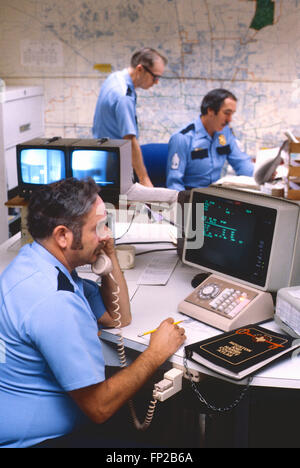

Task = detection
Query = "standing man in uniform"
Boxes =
[93,48,167,187]
[166,88,253,191]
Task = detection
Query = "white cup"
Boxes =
[115,245,136,270]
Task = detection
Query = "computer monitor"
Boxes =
[69,139,133,204]
[182,186,300,292]
[17,138,79,199]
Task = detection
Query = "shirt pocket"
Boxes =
[216,144,231,156]
[191,148,209,160]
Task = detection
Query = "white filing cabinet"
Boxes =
[0,85,44,243]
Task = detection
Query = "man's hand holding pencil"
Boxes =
[143,318,186,367]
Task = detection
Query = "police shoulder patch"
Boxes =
[171,153,180,169]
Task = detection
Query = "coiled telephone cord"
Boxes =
[109,272,158,431]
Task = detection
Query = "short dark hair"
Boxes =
[201,88,237,115]
[130,47,168,68]
[27,178,99,247]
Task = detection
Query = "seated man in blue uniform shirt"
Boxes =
[0,178,186,448]
[93,47,167,187]
[166,88,254,191]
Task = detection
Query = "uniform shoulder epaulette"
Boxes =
[55,267,75,293]
[180,123,195,135]
[126,86,133,96]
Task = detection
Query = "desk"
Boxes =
[102,253,300,389]
[95,222,300,390]
[1,226,300,447]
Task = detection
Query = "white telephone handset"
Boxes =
[92,252,113,276]
[92,215,113,276]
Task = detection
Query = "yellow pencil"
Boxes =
[138,320,185,337]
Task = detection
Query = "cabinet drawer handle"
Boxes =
[19,123,31,133]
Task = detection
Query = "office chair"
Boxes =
[140,143,169,187]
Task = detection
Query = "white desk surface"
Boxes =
[1,224,300,390]
[104,250,300,390]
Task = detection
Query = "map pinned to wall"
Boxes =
[0,0,300,157]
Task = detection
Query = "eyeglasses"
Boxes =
[142,64,163,82]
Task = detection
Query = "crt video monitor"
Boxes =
[69,139,132,204]
[182,186,300,292]
[16,138,79,199]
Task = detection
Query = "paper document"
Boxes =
[254,144,287,185]
[125,183,178,203]
[214,175,259,190]
[126,280,139,300]
[137,252,178,285]
[139,317,222,356]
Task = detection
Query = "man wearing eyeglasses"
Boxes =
[93,48,167,187]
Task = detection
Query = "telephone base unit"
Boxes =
[178,274,274,331]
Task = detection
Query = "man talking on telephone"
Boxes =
[0,177,186,448]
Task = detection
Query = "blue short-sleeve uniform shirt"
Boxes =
[166,116,254,191]
[0,242,106,448]
[92,69,138,139]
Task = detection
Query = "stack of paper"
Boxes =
[125,183,178,203]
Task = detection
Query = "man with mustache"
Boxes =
[0,177,186,448]
[166,88,254,191]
